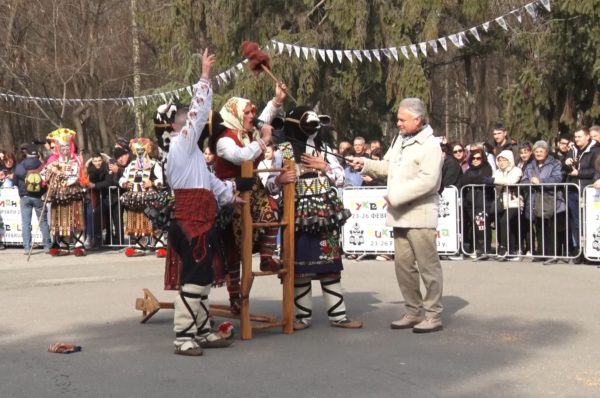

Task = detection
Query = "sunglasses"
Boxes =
[453,149,464,153]
[472,156,483,161]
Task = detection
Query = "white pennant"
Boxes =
[186,86,192,96]
[302,47,309,59]
[310,48,317,60]
[539,0,551,12]
[293,45,301,58]
[409,44,419,58]
[344,50,354,63]
[326,49,335,63]
[362,50,372,62]
[448,34,461,48]
[318,49,327,62]
[335,50,344,63]
[459,31,469,46]
[389,47,399,61]
[469,27,481,41]
[372,49,381,62]
[353,50,363,62]
[285,44,293,56]
[513,10,523,23]
[381,48,391,59]
[438,37,448,51]
[429,40,439,54]
[419,42,427,57]
[237,63,243,70]
[525,3,538,19]
[400,46,410,59]
[496,16,508,31]
[277,42,284,54]
[160,93,167,102]
[482,22,490,32]
[220,72,228,83]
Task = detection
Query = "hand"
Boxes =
[531,177,540,185]
[201,48,216,80]
[347,156,365,171]
[232,196,246,206]
[593,180,600,189]
[143,180,153,189]
[274,82,287,106]
[565,158,574,167]
[88,182,96,189]
[301,153,327,172]
[260,124,273,145]
[109,163,119,174]
[362,175,373,183]
[123,182,133,190]
[275,170,296,186]
[569,169,578,177]
[235,177,254,192]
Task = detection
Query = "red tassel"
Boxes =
[241,41,271,75]
[155,248,167,258]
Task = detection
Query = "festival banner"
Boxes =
[583,187,600,259]
[0,188,43,246]
[341,186,460,255]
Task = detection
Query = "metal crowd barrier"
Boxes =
[87,186,134,248]
[460,183,581,261]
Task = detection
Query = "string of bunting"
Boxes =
[271,0,550,63]
[0,0,550,107]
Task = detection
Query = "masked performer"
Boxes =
[166,49,252,356]
[118,138,166,257]
[42,129,86,256]
[210,85,286,313]
[267,106,362,330]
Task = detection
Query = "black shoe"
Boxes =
[572,256,584,265]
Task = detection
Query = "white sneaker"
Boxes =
[448,254,465,261]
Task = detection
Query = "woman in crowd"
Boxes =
[491,150,523,260]
[521,141,567,264]
[2,152,16,181]
[459,147,494,259]
[450,142,469,172]
[516,142,534,170]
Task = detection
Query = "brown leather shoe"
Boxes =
[330,318,363,329]
[390,314,425,330]
[412,317,443,333]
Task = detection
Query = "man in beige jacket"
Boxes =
[349,98,444,333]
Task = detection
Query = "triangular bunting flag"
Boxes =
[482,22,490,32]
[389,47,399,61]
[419,42,427,57]
[302,47,309,59]
[344,50,354,63]
[237,63,243,70]
[277,41,284,54]
[362,50,372,62]
[448,34,461,48]
[525,3,538,19]
[318,49,327,62]
[400,46,410,59]
[310,48,317,60]
[326,49,335,63]
[335,50,344,63]
[429,40,439,54]
[539,0,551,12]
[372,49,381,62]
[381,48,391,59]
[438,38,448,51]
[496,16,508,31]
[459,32,469,46]
[186,86,193,96]
[285,44,293,56]
[353,50,363,62]
[293,45,301,58]
[409,44,419,58]
[469,27,481,42]
[160,93,167,102]
[513,10,523,23]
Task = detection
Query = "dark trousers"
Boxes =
[169,219,214,286]
[497,208,520,253]
[534,212,567,257]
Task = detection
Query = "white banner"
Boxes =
[0,188,43,245]
[583,187,600,259]
[341,186,459,255]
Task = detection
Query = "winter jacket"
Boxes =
[521,155,566,218]
[361,125,443,228]
[439,154,462,193]
[459,158,494,213]
[493,150,522,209]
[12,156,44,198]
[565,141,600,188]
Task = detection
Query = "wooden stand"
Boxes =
[134,160,296,340]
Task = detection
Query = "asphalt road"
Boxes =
[0,248,599,398]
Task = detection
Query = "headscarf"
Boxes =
[219,97,256,145]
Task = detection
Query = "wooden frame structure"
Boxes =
[135,159,296,340]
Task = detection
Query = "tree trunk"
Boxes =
[130,0,144,136]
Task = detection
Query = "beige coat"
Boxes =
[362,126,443,228]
